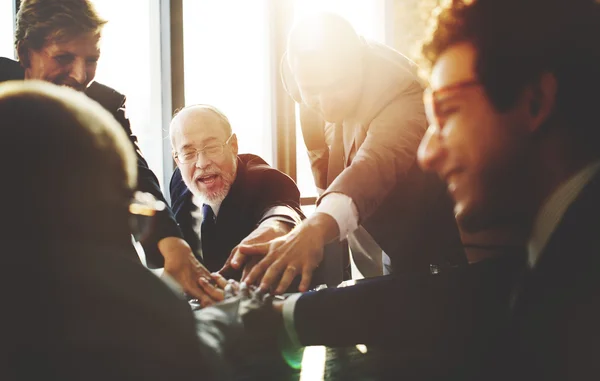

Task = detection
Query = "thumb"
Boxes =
[218,247,248,277]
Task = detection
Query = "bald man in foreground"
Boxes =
[169,104,304,304]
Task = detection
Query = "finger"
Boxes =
[238,242,272,255]
[244,253,278,286]
[241,256,261,281]
[218,247,241,275]
[198,294,216,308]
[182,281,211,301]
[224,283,236,299]
[239,281,251,298]
[258,260,288,293]
[298,265,315,292]
[227,278,240,294]
[275,265,299,294]
[218,252,233,274]
[210,272,229,289]
[198,277,224,302]
[230,248,249,269]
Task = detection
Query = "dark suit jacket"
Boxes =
[170,154,303,275]
[293,171,600,379]
[283,41,466,274]
[503,171,600,380]
[292,255,521,378]
[0,57,182,268]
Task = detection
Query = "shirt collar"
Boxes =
[191,195,222,218]
[528,161,600,267]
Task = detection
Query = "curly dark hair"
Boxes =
[419,0,600,134]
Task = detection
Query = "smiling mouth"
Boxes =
[197,174,219,185]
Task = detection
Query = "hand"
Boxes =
[193,283,282,360]
[219,220,292,278]
[158,237,212,304]
[197,273,241,307]
[242,213,339,294]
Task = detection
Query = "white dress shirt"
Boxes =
[315,192,359,240]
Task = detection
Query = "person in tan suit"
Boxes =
[223,13,466,294]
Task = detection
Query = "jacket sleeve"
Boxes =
[112,103,183,268]
[253,167,305,228]
[293,257,519,373]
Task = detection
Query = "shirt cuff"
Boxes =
[282,293,304,348]
[315,193,359,240]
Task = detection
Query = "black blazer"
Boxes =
[170,154,303,275]
[293,171,600,379]
[292,254,521,377]
[0,57,183,268]
[505,171,600,381]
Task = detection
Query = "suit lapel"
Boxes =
[513,171,600,313]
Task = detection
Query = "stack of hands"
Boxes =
[160,213,339,307]
[193,276,286,376]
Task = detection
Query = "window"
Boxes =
[92,0,166,189]
[292,0,387,198]
[182,0,272,165]
[1,0,15,59]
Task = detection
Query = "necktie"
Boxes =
[326,122,345,185]
[201,204,217,270]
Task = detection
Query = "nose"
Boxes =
[417,125,445,172]
[194,151,212,169]
[70,59,87,84]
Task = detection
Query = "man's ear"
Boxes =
[230,133,239,155]
[280,51,303,104]
[529,71,557,133]
[16,41,30,68]
[171,150,180,166]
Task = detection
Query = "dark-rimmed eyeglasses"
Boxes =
[423,79,480,130]
[174,134,234,165]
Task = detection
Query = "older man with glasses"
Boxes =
[169,104,305,305]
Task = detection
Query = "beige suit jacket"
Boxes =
[285,41,466,273]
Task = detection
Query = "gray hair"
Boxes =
[170,104,232,147]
